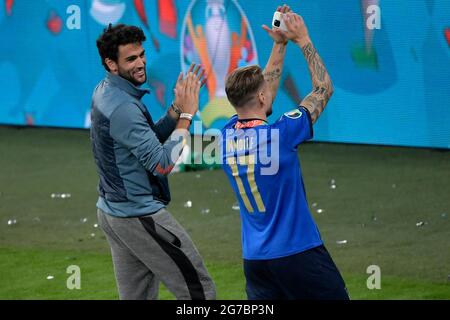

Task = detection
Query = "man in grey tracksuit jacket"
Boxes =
[91,24,215,300]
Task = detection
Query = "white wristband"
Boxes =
[179,113,193,122]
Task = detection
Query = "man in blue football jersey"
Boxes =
[221,5,349,299]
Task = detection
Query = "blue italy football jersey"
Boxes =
[221,106,323,260]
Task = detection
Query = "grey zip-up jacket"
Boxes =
[90,72,181,217]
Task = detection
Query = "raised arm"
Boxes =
[261,5,291,104]
[284,12,334,124]
[153,64,205,142]
[110,67,204,177]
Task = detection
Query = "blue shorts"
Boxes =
[243,245,350,300]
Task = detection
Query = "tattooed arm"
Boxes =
[263,43,286,104]
[298,41,333,124]
[284,12,334,124]
[261,5,291,104]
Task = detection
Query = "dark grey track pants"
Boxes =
[97,208,216,300]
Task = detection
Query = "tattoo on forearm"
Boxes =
[278,44,286,54]
[300,42,333,124]
[272,59,283,67]
[264,68,281,83]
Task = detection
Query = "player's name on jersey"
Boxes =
[226,136,255,153]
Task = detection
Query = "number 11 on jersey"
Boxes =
[226,154,266,213]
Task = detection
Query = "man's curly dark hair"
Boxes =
[96,24,146,71]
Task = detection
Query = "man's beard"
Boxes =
[118,67,147,86]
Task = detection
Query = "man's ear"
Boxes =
[105,58,118,73]
[258,91,266,107]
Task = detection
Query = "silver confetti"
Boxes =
[32,217,41,223]
[184,201,192,208]
[311,202,318,208]
[7,219,17,226]
[195,174,201,179]
[80,218,88,223]
[51,193,71,199]
[416,221,427,227]
[90,233,96,238]
[201,208,210,215]
[46,275,54,280]
[336,240,348,245]
[232,203,240,211]
[329,179,337,189]
[372,215,378,222]
[93,223,99,228]
[317,209,324,214]
[441,213,448,219]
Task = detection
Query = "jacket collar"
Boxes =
[106,72,149,100]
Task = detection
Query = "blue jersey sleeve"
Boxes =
[275,106,313,149]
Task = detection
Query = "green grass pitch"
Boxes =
[0,127,449,299]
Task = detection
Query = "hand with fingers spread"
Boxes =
[282,12,310,47]
[262,4,292,45]
[173,63,206,117]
